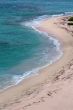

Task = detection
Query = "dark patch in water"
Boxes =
[0,41,11,49]
[0,41,33,47]
[0,41,9,45]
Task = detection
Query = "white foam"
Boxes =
[21,12,73,28]
[21,16,47,28]
[51,14,64,18]
[21,14,65,29]
[14,14,63,85]
[21,14,63,57]
[21,12,73,29]
[13,50,63,86]
[22,12,73,51]
[13,68,40,85]
[64,12,73,16]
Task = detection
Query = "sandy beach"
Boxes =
[0,16,73,110]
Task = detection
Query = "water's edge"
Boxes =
[0,14,65,92]
[4,10,73,92]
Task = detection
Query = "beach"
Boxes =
[0,16,73,110]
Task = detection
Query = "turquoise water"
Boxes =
[0,0,73,90]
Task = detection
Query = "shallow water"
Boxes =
[0,0,73,90]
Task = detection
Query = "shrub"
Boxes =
[68,17,73,21]
[68,22,73,25]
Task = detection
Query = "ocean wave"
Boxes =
[0,48,63,92]
[13,52,63,86]
[21,14,64,27]
[21,14,64,28]
[21,12,73,28]
[13,14,63,86]
[14,51,63,86]
[21,14,62,52]
[21,15,49,28]
[13,69,39,85]
[64,12,73,16]
[21,14,63,58]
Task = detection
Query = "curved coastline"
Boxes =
[0,15,63,92]
[0,15,73,109]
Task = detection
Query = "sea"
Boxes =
[0,0,73,90]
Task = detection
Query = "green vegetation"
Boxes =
[68,16,73,25]
[68,17,73,21]
[68,22,73,25]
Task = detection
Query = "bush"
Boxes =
[68,17,73,21]
[68,22,73,25]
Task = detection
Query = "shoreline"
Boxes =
[0,16,63,92]
[0,15,73,110]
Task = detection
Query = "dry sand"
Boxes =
[0,16,73,110]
